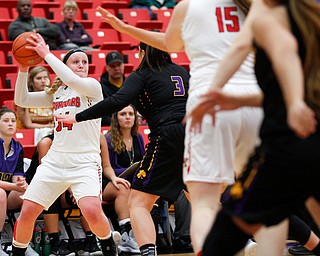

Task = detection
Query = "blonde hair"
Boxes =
[289,0,320,115]
[63,0,78,11]
[45,77,63,95]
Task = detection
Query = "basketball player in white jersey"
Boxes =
[12,34,118,256]
[93,1,292,255]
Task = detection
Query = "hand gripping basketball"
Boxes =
[12,32,43,66]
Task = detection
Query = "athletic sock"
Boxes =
[48,232,60,246]
[140,243,156,256]
[11,245,27,256]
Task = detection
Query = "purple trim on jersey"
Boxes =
[0,138,24,181]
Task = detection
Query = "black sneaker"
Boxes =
[83,236,102,256]
[172,236,193,253]
[49,240,75,256]
[100,237,118,256]
[288,245,315,255]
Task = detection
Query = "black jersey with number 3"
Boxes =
[77,63,189,130]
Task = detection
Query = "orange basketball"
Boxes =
[12,32,43,66]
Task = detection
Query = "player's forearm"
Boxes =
[235,93,263,107]
[122,24,169,52]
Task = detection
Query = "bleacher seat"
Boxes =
[0,22,13,42]
[123,49,140,70]
[0,64,18,90]
[0,1,17,12]
[14,129,36,158]
[138,126,150,146]
[100,1,129,15]
[170,52,190,71]
[14,129,34,145]
[0,7,12,19]
[118,8,162,30]
[87,28,130,52]
[33,1,60,19]
[153,9,173,32]
[4,73,17,89]
[83,8,115,29]
[0,89,15,108]
[11,7,46,19]
[119,33,139,49]
[3,100,15,111]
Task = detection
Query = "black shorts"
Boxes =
[131,123,185,201]
[222,133,320,227]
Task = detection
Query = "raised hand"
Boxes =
[25,33,50,59]
[97,6,127,33]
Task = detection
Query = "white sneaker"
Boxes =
[25,245,39,256]
[118,231,140,254]
[0,247,9,256]
[112,231,121,247]
[244,239,257,256]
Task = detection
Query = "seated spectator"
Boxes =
[129,0,176,18]
[26,132,126,256]
[100,52,126,126]
[15,66,54,144]
[0,107,38,256]
[103,105,145,254]
[8,0,60,50]
[56,0,93,50]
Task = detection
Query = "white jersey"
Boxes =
[15,53,103,154]
[182,0,257,94]
[51,85,102,154]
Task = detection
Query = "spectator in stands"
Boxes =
[103,104,143,254]
[100,52,126,126]
[56,0,93,51]
[8,0,60,50]
[15,66,54,144]
[0,107,38,256]
[129,0,176,18]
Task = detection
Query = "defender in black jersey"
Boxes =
[56,42,189,255]
[200,1,320,255]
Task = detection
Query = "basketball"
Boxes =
[12,32,43,66]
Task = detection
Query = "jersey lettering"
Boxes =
[216,6,240,33]
[171,76,186,96]
[53,97,81,111]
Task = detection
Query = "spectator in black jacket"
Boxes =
[8,0,60,50]
[100,51,126,126]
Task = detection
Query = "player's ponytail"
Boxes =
[45,77,62,95]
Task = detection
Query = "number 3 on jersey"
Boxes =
[216,6,240,33]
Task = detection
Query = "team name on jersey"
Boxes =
[53,97,81,110]
[0,172,12,181]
